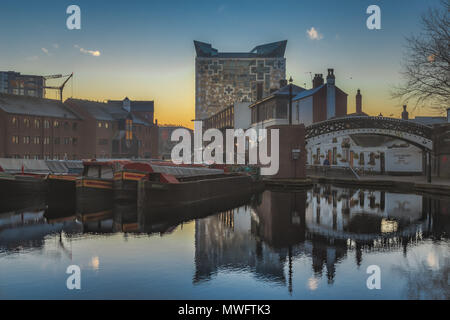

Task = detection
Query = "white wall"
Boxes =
[385,147,423,172]
[233,102,252,130]
[307,135,423,173]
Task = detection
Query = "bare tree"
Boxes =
[392,0,450,114]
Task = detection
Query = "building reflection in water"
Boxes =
[194,185,448,292]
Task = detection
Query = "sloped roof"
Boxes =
[0,93,80,119]
[292,84,325,101]
[66,98,151,126]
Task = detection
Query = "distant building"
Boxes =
[158,125,193,160]
[0,71,45,98]
[194,40,287,120]
[65,98,158,159]
[0,93,82,159]
[249,82,305,130]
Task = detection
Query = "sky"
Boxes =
[0,0,443,128]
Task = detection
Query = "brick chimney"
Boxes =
[401,105,409,120]
[356,89,362,114]
[312,74,324,88]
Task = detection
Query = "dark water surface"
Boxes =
[0,184,449,299]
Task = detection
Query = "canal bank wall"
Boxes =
[307,175,450,197]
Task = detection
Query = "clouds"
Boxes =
[74,44,101,57]
[41,47,49,55]
[306,27,323,40]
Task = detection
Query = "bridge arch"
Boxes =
[305,116,433,151]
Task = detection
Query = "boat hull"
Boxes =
[0,175,47,213]
[137,174,264,223]
[75,178,113,214]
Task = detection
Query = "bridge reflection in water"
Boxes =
[193,186,449,294]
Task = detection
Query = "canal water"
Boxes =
[0,184,449,299]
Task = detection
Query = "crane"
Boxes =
[43,73,73,102]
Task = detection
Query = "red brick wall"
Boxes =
[266,124,306,179]
[335,88,348,117]
[0,111,82,159]
[313,86,327,123]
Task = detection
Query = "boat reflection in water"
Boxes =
[0,184,448,299]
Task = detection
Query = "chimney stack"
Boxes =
[402,105,409,120]
[356,89,362,114]
[326,69,335,85]
[312,74,324,88]
[279,79,288,88]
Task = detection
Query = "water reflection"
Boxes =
[0,184,448,299]
[193,186,449,296]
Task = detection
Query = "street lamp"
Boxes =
[288,76,293,125]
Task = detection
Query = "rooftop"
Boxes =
[66,98,152,126]
[107,99,154,112]
[0,93,80,119]
[194,40,287,58]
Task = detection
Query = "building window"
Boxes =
[34,119,40,128]
[98,122,102,128]
[359,152,365,166]
[126,119,133,140]
[72,122,78,131]
[44,120,50,128]
[54,137,60,145]
[53,120,60,128]
[12,136,19,144]
[24,118,30,128]
[105,122,109,129]
[43,137,50,145]
[12,117,18,128]
[73,137,78,145]
[23,136,30,144]
[64,137,70,145]
[33,136,41,144]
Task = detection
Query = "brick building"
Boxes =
[0,94,159,160]
[0,71,45,98]
[0,93,83,159]
[65,97,158,159]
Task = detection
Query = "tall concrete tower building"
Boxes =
[194,40,287,120]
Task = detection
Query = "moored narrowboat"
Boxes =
[76,160,130,214]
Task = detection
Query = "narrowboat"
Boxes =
[0,172,47,213]
[46,174,78,212]
[137,168,265,222]
[113,161,224,203]
[76,160,130,214]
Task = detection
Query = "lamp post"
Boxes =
[288,76,293,125]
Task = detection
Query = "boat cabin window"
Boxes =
[101,166,114,179]
[86,165,101,178]
[84,165,114,179]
